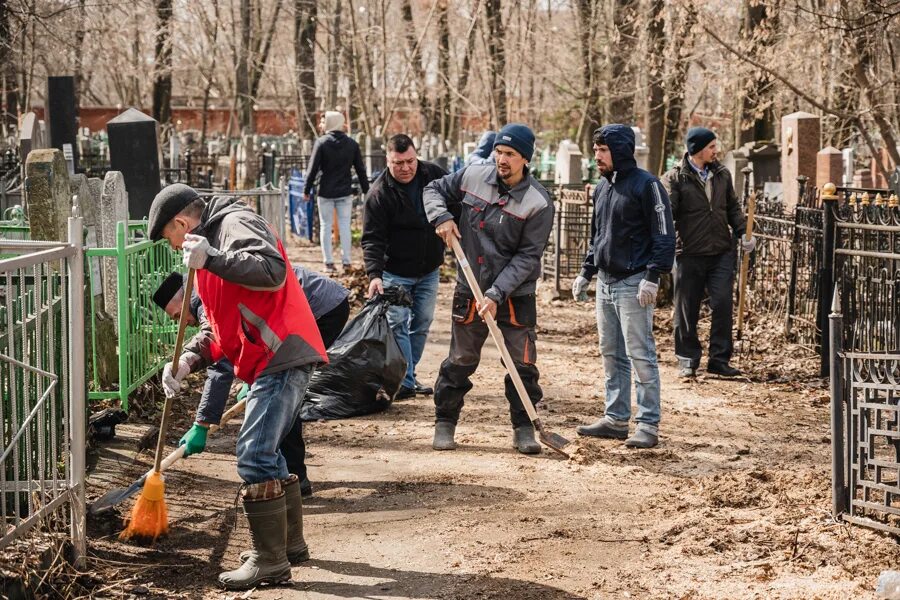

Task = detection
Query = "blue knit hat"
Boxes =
[494,123,535,161]
[685,127,717,156]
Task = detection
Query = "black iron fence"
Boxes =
[540,184,591,293]
[826,183,900,536]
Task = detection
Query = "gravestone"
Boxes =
[872,147,898,189]
[852,169,874,189]
[781,111,820,209]
[816,147,843,189]
[723,147,749,195]
[632,127,650,172]
[71,174,104,302]
[554,140,582,185]
[47,76,79,172]
[24,149,70,242]
[169,134,180,170]
[99,171,128,324]
[18,112,46,163]
[889,167,900,197]
[107,108,161,219]
[842,148,854,186]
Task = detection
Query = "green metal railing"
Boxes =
[0,206,29,241]
[86,221,193,411]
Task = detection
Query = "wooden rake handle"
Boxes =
[448,237,542,426]
[152,268,196,474]
[736,192,757,337]
[157,398,247,473]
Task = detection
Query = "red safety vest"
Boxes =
[196,238,327,384]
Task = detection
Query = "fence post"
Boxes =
[554,189,562,294]
[829,284,848,518]
[785,176,808,337]
[185,149,192,187]
[818,182,839,377]
[115,221,129,411]
[66,215,86,569]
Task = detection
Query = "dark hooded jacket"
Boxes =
[304,130,370,198]
[465,131,497,166]
[580,124,675,284]
[660,154,746,256]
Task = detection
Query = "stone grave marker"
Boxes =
[107,108,161,220]
[816,147,843,189]
[554,140,582,185]
[781,111,820,209]
[47,76,79,172]
[24,148,70,242]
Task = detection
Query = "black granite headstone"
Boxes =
[107,108,161,219]
[47,76,78,170]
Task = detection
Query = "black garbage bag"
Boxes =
[300,286,412,421]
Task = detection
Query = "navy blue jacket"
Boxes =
[580,124,675,284]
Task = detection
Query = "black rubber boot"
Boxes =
[432,421,457,450]
[219,495,292,590]
[240,478,309,565]
[512,426,541,455]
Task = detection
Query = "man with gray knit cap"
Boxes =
[660,127,754,379]
[423,123,554,455]
[304,110,369,272]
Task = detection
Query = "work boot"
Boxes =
[432,421,457,450]
[576,416,629,440]
[241,477,309,565]
[512,426,541,455]
[414,379,434,395]
[625,424,659,449]
[300,476,313,498]
[708,362,741,377]
[219,494,292,590]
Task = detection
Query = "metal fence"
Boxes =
[541,185,591,293]
[826,184,900,536]
[0,217,85,566]
[86,221,189,412]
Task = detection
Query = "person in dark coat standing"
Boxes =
[362,134,447,399]
[660,127,756,379]
[304,111,370,272]
[572,124,675,449]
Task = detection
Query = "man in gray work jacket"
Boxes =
[423,123,554,455]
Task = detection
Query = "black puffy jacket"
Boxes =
[304,131,370,198]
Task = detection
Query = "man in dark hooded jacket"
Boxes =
[572,125,675,449]
[465,130,496,166]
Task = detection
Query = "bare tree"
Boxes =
[152,0,173,125]
[294,0,317,139]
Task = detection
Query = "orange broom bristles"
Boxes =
[119,471,168,542]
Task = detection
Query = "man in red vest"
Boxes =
[148,184,327,591]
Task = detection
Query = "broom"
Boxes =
[120,268,196,542]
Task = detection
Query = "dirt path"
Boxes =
[85,239,900,600]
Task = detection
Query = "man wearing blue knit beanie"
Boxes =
[660,127,756,379]
[422,123,555,455]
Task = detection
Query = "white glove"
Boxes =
[740,234,757,253]
[572,276,590,302]
[182,233,215,269]
[636,280,659,307]
[162,358,191,398]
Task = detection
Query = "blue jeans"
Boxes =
[595,272,661,426]
[236,365,313,484]
[317,195,353,265]
[382,268,440,389]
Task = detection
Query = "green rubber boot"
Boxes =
[219,495,292,590]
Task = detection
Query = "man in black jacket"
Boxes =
[660,127,756,378]
[572,125,675,449]
[362,134,447,399]
[304,111,370,272]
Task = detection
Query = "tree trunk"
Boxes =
[152,0,174,125]
[401,0,429,135]
[608,0,637,124]
[236,0,253,133]
[663,5,696,162]
[453,0,481,142]
[645,0,666,175]
[436,0,451,139]
[249,0,283,99]
[0,0,18,131]
[484,0,506,125]
[575,0,603,150]
[326,0,342,109]
[294,0,317,140]
[736,0,777,146]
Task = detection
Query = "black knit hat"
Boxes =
[685,127,717,156]
[494,123,535,161]
[152,272,184,311]
[148,184,201,241]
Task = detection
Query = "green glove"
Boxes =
[178,423,209,457]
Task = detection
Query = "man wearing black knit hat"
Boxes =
[423,123,554,455]
[660,127,756,379]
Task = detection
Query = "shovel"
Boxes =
[448,237,571,457]
[89,397,247,515]
[736,191,757,342]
